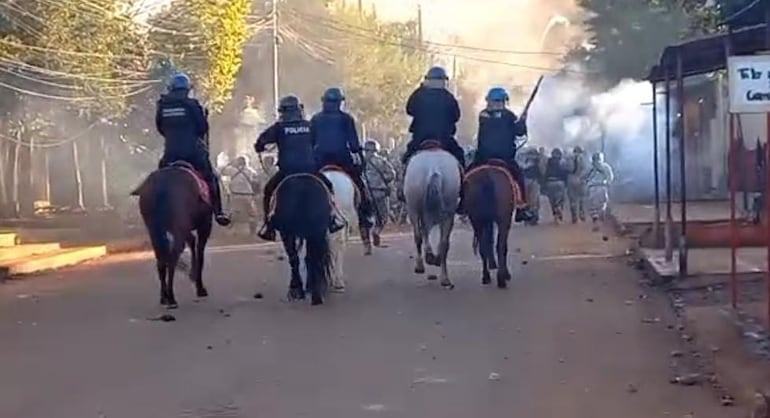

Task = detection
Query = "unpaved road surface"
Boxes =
[0,223,743,418]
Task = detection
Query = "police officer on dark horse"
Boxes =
[255,95,345,242]
[310,87,374,229]
[155,72,231,227]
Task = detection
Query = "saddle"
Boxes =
[320,164,361,204]
[163,161,211,205]
[413,139,465,175]
[268,172,335,217]
[463,159,525,207]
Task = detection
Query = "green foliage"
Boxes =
[330,6,424,137]
[571,0,720,84]
[148,0,252,112]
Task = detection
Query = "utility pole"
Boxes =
[451,55,458,95]
[272,0,279,118]
[357,0,362,13]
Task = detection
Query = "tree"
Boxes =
[329,5,424,138]
[148,0,252,112]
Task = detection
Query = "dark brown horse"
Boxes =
[462,160,521,288]
[132,162,213,308]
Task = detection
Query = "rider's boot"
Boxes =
[209,179,231,226]
[257,193,276,241]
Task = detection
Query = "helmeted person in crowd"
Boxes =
[567,145,588,223]
[311,87,373,228]
[401,66,465,171]
[462,87,534,222]
[220,155,260,235]
[362,139,396,246]
[254,95,345,241]
[155,72,230,226]
[544,147,570,223]
[520,147,544,225]
[584,151,615,231]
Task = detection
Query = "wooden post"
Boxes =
[99,136,110,208]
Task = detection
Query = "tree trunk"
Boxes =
[44,149,51,203]
[99,136,110,208]
[12,138,20,217]
[72,140,85,210]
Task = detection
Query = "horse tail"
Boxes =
[475,172,496,261]
[307,234,334,293]
[424,170,444,216]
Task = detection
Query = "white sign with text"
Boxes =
[728,55,770,114]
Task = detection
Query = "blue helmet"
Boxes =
[425,66,448,80]
[322,87,345,102]
[486,87,509,102]
[168,72,191,91]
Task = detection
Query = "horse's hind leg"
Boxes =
[194,220,212,298]
[438,217,455,289]
[165,235,186,308]
[496,221,512,288]
[423,226,440,267]
[305,237,328,306]
[283,237,305,301]
[411,220,425,274]
[329,229,346,292]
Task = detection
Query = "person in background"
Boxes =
[362,139,396,246]
[155,72,230,226]
[584,152,615,231]
[221,155,259,235]
[567,145,588,224]
[544,148,569,224]
[520,147,544,225]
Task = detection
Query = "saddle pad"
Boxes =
[463,164,525,208]
[171,165,211,206]
[321,165,361,204]
[269,173,335,217]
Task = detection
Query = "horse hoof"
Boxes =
[427,274,438,281]
[311,295,324,306]
[414,265,425,274]
[497,280,508,289]
[196,288,209,298]
[441,282,455,290]
[482,275,491,285]
[288,288,305,301]
[331,286,346,293]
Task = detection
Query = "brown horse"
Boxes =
[462,160,522,288]
[132,162,213,308]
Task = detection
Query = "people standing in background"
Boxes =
[544,148,569,224]
[584,152,615,231]
[221,156,260,235]
[363,140,396,246]
[520,147,544,225]
[567,145,588,224]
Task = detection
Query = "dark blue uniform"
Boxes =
[311,106,361,169]
[155,90,229,219]
[155,91,210,172]
[310,106,373,226]
[468,108,528,194]
[402,86,465,165]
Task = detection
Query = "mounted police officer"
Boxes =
[461,87,534,222]
[402,66,465,169]
[155,72,230,226]
[310,87,373,228]
[254,95,345,241]
[362,139,396,246]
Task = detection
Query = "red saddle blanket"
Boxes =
[463,159,525,207]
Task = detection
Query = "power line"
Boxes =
[285,9,586,74]
[286,7,564,56]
